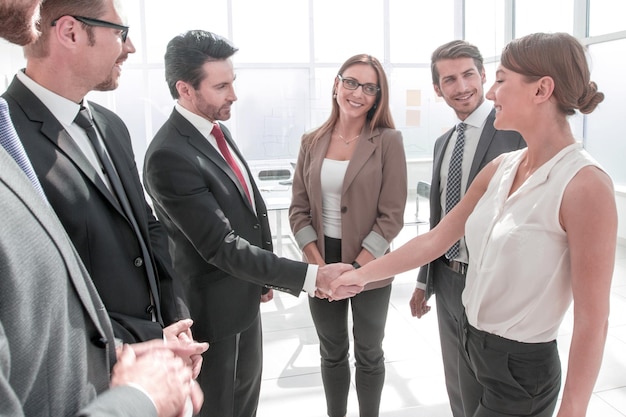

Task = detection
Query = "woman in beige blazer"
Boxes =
[289,54,407,417]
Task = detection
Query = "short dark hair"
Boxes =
[430,40,484,86]
[164,30,238,99]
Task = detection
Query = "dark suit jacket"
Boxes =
[0,147,156,416]
[418,109,526,299]
[3,77,189,342]
[143,108,306,343]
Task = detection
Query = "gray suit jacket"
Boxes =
[417,109,526,298]
[0,147,155,416]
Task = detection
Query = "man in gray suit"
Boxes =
[0,1,204,415]
[409,40,525,417]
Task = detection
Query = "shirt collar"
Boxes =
[457,99,493,130]
[174,102,217,138]
[17,69,82,126]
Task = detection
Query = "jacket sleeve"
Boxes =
[288,134,318,250]
[144,146,307,296]
[364,130,408,257]
[77,386,157,417]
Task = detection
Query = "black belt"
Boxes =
[443,258,468,275]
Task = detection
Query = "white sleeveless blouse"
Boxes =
[463,143,603,343]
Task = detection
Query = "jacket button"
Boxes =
[134,257,144,267]
[341,206,347,213]
[253,224,260,229]
[92,336,108,348]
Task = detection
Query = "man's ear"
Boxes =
[433,83,442,97]
[176,80,192,100]
[52,15,80,47]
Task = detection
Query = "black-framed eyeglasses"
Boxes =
[51,15,129,42]
[337,74,380,96]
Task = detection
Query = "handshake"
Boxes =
[313,263,366,301]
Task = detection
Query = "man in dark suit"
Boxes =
[0,1,204,415]
[2,0,190,343]
[408,40,525,417]
[143,30,354,417]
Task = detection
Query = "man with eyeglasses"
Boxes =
[2,0,194,347]
[0,0,206,416]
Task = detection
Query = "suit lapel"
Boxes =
[468,109,497,185]
[88,103,136,218]
[172,112,256,213]
[1,149,112,358]
[431,128,454,225]
[6,79,125,215]
[342,127,378,193]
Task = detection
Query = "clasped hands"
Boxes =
[111,319,209,417]
[315,263,366,301]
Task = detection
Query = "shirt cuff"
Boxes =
[415,281,427,291]
[303,264,318,297]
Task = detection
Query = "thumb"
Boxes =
[117,343,137,365]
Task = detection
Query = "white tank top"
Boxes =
[320,158,349,239]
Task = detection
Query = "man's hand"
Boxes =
[409,288,431,318]
[163,319,194,343]
[112,344,196,417]
[261,289,274,303]
[315,263,354,297]
[161,319,207,379]
[328,284,363,301]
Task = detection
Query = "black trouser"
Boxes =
[309,236,391,417]
[459,315,561,417]
[198,314,263,417]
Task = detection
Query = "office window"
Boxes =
[229,68,309,160]
[465,0,506,58]
[389,0,454,63]
[589,0,626,36]
[232,0,309,63]
[141,0,229,64]
[312,0,384,63]
[515,0,574,37]
[585,40,626,184]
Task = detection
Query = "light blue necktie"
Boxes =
[444,122,466,260]
[0,97,48,202]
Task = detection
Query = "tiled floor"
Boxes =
[257,206,626,417]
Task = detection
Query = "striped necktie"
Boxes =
[444,122,466,260]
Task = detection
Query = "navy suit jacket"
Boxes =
[143,108,306,342]
[3,76,189,342]
[417,109,526,298]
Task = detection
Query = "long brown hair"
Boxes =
[307,54,394,144]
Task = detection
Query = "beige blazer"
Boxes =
[289,126,407,290]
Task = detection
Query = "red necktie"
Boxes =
[211,124,252,204]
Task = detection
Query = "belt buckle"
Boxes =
[447,259,468,275]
